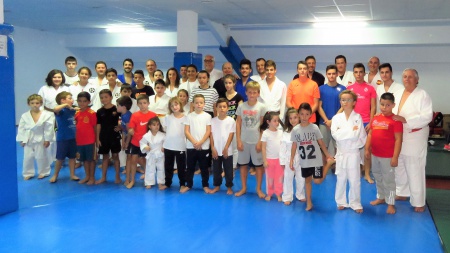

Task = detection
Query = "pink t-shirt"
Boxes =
[347,82,376,123]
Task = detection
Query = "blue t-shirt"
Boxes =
[235,78,254,102]
[121,111,132,135]
[55,107,76,141]
[319,83,346,125]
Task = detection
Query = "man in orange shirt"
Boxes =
[286,61,320,123]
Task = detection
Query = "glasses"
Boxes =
[204,60,214,63]
[340,99,354,103]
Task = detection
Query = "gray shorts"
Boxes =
[237,142,263,167]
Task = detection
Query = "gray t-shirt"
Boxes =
[236,101,267,144]
[291,124,323,167]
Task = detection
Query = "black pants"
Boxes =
[213,155,234,188]
[164,149,187,188]
[186,149,210,188]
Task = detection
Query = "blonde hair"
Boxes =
[168,97,184,114]
[245,81,260,92]
[339,90,358,102]
[27,94,43,104]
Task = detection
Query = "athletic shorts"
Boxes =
[56,139,77,160]
[237,142,263,167]
[98,137,121,154]
[129,143,146,157]
[77,144,95,162]
[301,166,323,179]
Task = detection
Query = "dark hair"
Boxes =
[180,64,187,68]
[106,68,117,76]
[256,58,266,63]
[260,111,281,131]
[99,89,112,97]
[95,61,107,69]
[45,69,65,86]
[187,64,198,72]
[77,66,92,76]
[380,92,395,103]
[283,107,299,133]
[335,55,347,63]
[298,102,312,114]
[154,69,164,79]
[134,70,145,78]
[65,56,77,64]
[216,98,228,107]
[165,67,180,88]
[120,84,132,92]
[265,59,276,69]
[223,74,236,84]
[379,63,392,72]
[353,63,365,72]
[326,65,338,72]
[198,70,210,79]
[116,96,132,110]
[154,79,166,88]
[240,59,252,69]
[305,55,316,62]
[56,91,72,105]
[177,89,188,98]
[148,117,165,133]
[297,60,307,68]
[123,58,134,66]
[77,91,91,101]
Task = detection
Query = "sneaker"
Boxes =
[444,144,450,151]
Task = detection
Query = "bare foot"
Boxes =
[203,187,212,194]
[210,186,220,194]
[121,170,126,174]
[180,186,190,193]
[24,176,33,180]
[370,199,385,206]
[137,168,144,174]
[395,196,408,201]
[158,184,167,190]
[38,175,48,179]
[126,181,135,189]
[249,168,256,175]
[49,176,57,183]
[86,179,95,185]
[194,169,201,175]
[313,178,324,184]
[139,174,145,180]
[115,178,122,184]
[306,203,313,211]
[234,189,246,197]
[226,188,233,195]
[354,208,364,214]
[337,206,346,210]
[145,185,152,189]
[174,169,178,174]
[256,190,266,199]
[71,176,80,181]
[264,196,271,201]
[95,178,106,185]
[79,178,89,184]
[299,198,307,202]
[277,195,282,202]
[364,176,374,184]
[123,180,129,186]
[387,205,396,214]
[414,206,425,212]
[221,171,225,178]
[284,201,291,206]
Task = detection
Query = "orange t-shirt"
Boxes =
[287,77,320,122]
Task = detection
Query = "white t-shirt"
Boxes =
[209,68,222,84]
[64,73,79,85]
[211,116,236,156]
[130,97,138,113]
[184,111,212,150]
[38,85,70,110]
[163,114,187,151]
[261,129,283,159]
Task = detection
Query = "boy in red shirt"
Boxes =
[126,94,157,189]
[365,92,403,214]
[75,92,97,185]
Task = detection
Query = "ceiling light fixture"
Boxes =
[313,21,367,28]
[106,25,145,33]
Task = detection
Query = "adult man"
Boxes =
[204,55,222,84]
[258,60,286,119]
[250,58,266,82]
[376,63,404,111]
[63,56,79,85]
[213,62,234,98]
[364,56,383,89]
[292,55,325,86]
[180,65,188,83]
[392,69,432,212]
[89,61,108,86]
[286,61,320,123]
[235,59,254,102]
[335,55,355,87]
[117,58,136,87]
[144,59,157,88]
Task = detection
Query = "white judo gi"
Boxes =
[16,110,55,178]
[336,71,356,87]
[140,131,166,186]
[331,111,367,210]
[258,77,287,120]
[280,131,305,202]
[392,87,432,207]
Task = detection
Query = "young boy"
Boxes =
[365,92,403,214]
[182,94,212,193]
[120,84,138,113]
[96,89,122,185]
[126,94,157,189]
[132,69,155,99]
[64,56,79,85]
[49,91,79,183]
[75,92,97,185]
[235,81,267,198]
[94,68,122,109]
[331,90,367,213]
[17,94,55,180]
[290,103,333,211]
[210,98,236,194]
[116,96,133,182]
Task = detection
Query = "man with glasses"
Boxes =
[204,55,222,84]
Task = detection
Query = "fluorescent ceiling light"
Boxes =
[313,21,367,28]
[106,25,145,33]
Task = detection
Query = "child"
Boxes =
[132,69,155,99]
[49,91,79,183]
[17,94,55,180]
[188,70,219,117]
[38,69,70,111]
[140,117,166,190]
[290,103,333,211]
[365,92,403,214]
[75,92,97,185]
[120,84,138,113]
[235,81,267,198]
[261,111,283,201]
[116,96,133,180]
[149,79,171,121]
[154,69,164,80]
[95,89,122,184]
[224,74,243,169]
[94,68,121,109]
[69,66,99,111]
[126,94,157,189]
[210,98,236,194]
[163,97,187,189]
[331,90,367,213]
[63,56,79,85]
[177,89,190,115]
[281,108,305,205]
[182,94,212,193]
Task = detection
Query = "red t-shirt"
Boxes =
[75,108,97,145]
[370,114,403,158]
[128,110,157,146]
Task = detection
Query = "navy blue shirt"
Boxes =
[55,107,76,141]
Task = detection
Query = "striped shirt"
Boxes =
[189,86,219,113]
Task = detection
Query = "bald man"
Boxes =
[213,62,234,98]
[364,56,383,89]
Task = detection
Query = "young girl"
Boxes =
[165,67,180,97]
[291,103,333,211]
[69,66,99,110]
[224,74,243,169]
[280,108,305,205]
[154,69,164,81]
[177,89,190,115]
[163,97,187,189]
[17,94,55,180]
[140,117,166,190]
[260,111,284,202]
[38,69,70,111]
[149,79,171,125]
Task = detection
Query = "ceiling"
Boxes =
[4,0,450,34]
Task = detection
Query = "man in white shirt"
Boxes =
[364,56,383,89]
[250,58,266,82]
[63,56,79,85]
[335,55,355,87]
[204,55,222,84]
[376,63,405,111]
[89,61,108,86]
[258,60,287,119]
[144,59,157,88]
